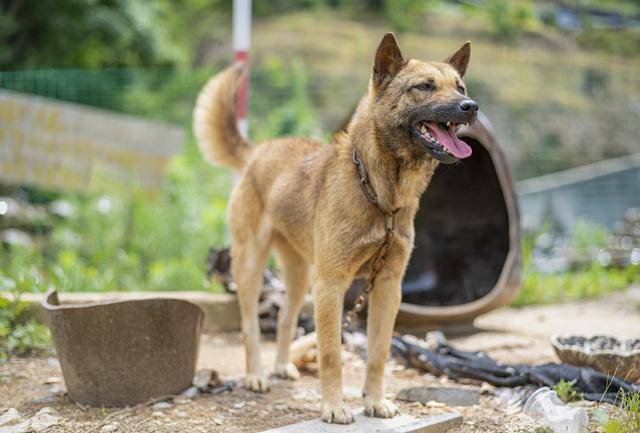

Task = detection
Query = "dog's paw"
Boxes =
[321,401,354,424]
[244,374,270,393]
[274,363,300,380]
[363,397,398,418]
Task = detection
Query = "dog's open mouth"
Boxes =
[413,121,473,163]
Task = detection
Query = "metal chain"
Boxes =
[344,150,398,329]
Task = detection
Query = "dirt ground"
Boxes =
[1,288,638,433]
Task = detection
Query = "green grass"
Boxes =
[595,390,640,433]
[513,264,638,308]
[512,226,639,308]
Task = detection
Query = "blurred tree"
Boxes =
[384,0,439,32]
[156,0,231,67]
[485,0,535,42]
[0,0,179,69]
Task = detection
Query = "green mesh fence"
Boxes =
[0,68,216,125]
[1,62,639,180]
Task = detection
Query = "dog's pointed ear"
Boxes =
[373,33,405,87]
[446,41,471,77]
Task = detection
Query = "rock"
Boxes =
[0,408,62,433]
[210,380,237,395]
[100,424,118,433]
[151,401,173,410]
[396,386,480,407]
[30,408,61,432]
[291,389,320,401]
[47,385,66,395]
[29,396,55,405]
[424,331,448,348]
[0,420,31,433]
[43,377,61,385]
[0,409,25,427]
[46,359,60,368]
[193,369,221,391]
[30,385,65,405]
[180,386,199,399]
[0,408,32,433]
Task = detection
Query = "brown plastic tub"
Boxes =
[42,289,203,406]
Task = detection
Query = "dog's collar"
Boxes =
[352,149,399,224]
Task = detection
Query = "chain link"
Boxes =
[344,150,398,329]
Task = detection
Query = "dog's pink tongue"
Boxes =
[427,122,472,159]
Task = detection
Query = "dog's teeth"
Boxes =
[446,122,450,127]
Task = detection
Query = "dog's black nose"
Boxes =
[459,99,479,113]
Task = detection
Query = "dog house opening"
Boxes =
[402,138,510,307]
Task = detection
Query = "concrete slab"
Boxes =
[259,410,462,433]
[397,386,480,407]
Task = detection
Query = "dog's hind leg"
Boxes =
[232,222,273,393]
[272,237,310,380]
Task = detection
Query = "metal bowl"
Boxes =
[551,334,640,382]
[42,289,204,406]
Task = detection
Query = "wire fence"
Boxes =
[1,61,639,241]
[1,63,639,175]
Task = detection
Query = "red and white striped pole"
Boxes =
[233,0,251,139]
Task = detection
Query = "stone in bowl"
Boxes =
[42,289,204,406]
[551,334,640,382]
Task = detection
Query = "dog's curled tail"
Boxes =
[193,64,252,171]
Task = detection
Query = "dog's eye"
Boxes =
[414,82,435,92]
[457,85,466,94]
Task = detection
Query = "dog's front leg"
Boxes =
[313,278,354,424]
[362,245,407,418]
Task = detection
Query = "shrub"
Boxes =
[0,274,51,360]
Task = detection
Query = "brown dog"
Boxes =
[193,33,478,424]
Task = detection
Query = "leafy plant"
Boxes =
[554,379,583,403]
[0,283,51,360]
